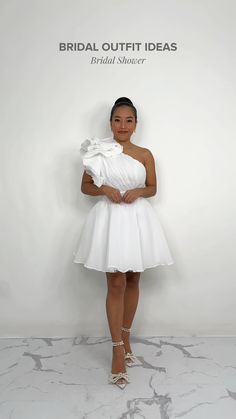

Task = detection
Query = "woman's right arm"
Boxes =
[81,170,123,202]
[81,170,107,196]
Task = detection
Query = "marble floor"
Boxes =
[0,336,236,419]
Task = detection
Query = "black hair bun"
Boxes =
[114,97,133,106]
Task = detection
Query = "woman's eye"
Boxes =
[113,119,133,123]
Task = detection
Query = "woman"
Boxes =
[73,97,174,389]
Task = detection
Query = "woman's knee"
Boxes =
[126,272,141,287]
[106,272,126,294]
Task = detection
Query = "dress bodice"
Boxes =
[80,137,146,193]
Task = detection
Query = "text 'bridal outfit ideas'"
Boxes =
[73,137,174,272]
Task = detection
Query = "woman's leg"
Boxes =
[106,271,127,384]
[122,272,141,353]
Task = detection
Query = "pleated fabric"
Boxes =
[73,137,174,272]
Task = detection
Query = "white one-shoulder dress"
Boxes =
[73,137,174,273]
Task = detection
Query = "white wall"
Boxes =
[0,0,235,337]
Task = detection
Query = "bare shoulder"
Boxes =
[135,145,155,166]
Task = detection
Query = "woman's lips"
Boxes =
[118,131,128,133]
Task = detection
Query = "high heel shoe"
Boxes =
[108,340,130,389]
[122,326,140,367]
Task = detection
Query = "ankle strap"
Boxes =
[122,326,131,332]
[112,340,124,346]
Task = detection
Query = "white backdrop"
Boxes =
[0,0,235,337]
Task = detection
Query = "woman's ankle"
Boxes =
[122,338,132,353]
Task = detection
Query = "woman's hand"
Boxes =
[101,185,123,203]
[122,188,142,204]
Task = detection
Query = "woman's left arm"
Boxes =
[138,149,157,198]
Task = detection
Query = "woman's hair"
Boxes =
[110,97,137,122]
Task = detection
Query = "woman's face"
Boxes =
[110,106,137,143]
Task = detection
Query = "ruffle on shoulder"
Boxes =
[80,137,122,158]
[80,137,122,187]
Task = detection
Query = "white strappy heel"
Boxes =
[121,327,140,367]
[108,340,130,389]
